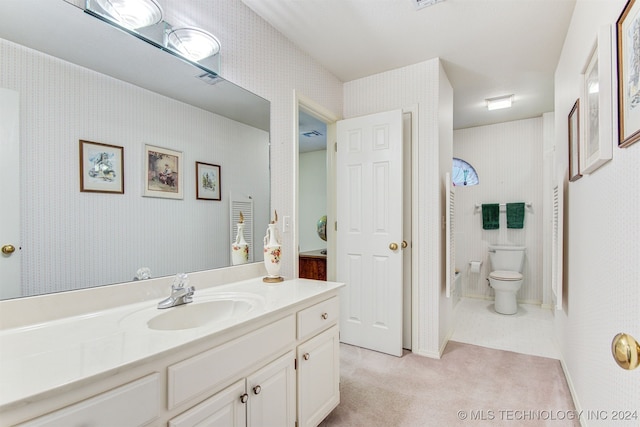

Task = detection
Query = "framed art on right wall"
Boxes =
[617,0,640,148]
[580,25,615,174]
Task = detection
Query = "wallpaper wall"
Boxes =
[554,0,639,420]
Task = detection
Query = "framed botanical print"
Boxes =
[196,162,221,200]
[79,140,124,193]
[617,0,640,147]
[143,144,183,199]
[568,100,582,182]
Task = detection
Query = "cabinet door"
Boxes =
[247,351,296,427]
[19,374,160,427]
[169,380,246,427]
[297,325,340,427]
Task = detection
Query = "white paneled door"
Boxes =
[336,109,403,357]
[0,88,21,299]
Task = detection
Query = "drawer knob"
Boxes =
[253,385,262,395]
[240,393,249,403]
[303,352,310,360]
[321,312,328,320]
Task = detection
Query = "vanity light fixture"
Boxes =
[486,94,514,111]
[166,27,221,62]
[93,0,163,29]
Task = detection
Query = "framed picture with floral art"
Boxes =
[196,162,221,200]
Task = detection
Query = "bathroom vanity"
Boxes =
[0,272,344,426]
[298,250,327,281]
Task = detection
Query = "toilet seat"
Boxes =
[489,270,523,281]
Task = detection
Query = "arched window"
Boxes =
[452,158,479,186]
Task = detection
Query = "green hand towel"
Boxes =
[506,202,525,229]
[482,204,500,230]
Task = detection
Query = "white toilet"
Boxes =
[488,245,526,315]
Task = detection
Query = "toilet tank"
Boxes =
[488,245,526,272]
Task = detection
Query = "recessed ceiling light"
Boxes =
[486,94,514,111]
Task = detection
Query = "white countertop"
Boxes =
[0,277,343,410]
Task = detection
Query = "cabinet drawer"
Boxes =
[19,374,160,427]
[168,315,295,410]
[297,296,338,341]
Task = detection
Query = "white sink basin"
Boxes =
[120,292,263,331]
[148,299,253,331]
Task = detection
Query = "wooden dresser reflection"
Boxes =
[299,249,327,281]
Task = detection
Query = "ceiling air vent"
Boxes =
[197,72,223,85]
[412,0,446,10]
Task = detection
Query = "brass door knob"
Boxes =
[611,333,640,370]
[389,242,398,250]
[1,245,15,255]
[401,241,408,249]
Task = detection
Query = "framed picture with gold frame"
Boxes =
[79,140,124,194]
[617,0,640,147]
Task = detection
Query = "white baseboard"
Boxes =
[559,354,586,426]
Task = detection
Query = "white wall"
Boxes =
[1,39,270,295]
[298,150,327,252]
[453,117,545,305]
[554,0,640,422]
[344,59,453,357]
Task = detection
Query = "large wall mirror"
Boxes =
[0,0,271,300]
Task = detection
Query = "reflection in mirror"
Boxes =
[0,0,270,299]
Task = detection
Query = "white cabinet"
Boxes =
[169,352,295,427]
[3,283,343,427]
[296,297,340,427]
[169,380,246,427]
[247,351,296,427]
[18,374,160,427]
[167,316,295,409]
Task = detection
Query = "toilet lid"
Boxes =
[489,270,523,281]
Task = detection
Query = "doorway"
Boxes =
[294,93,416,354]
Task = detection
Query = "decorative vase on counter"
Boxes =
[263,210,283,283]
[231,212,249,266]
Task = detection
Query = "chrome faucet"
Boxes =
[157,273,195,309]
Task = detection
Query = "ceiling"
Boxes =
[299,110,328,153]
[242,0,576,130]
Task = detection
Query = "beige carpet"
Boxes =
[319,341,579,427]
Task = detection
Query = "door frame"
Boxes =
[294,91,340,281]
[293,92,419,352]
[404,105,419,351]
